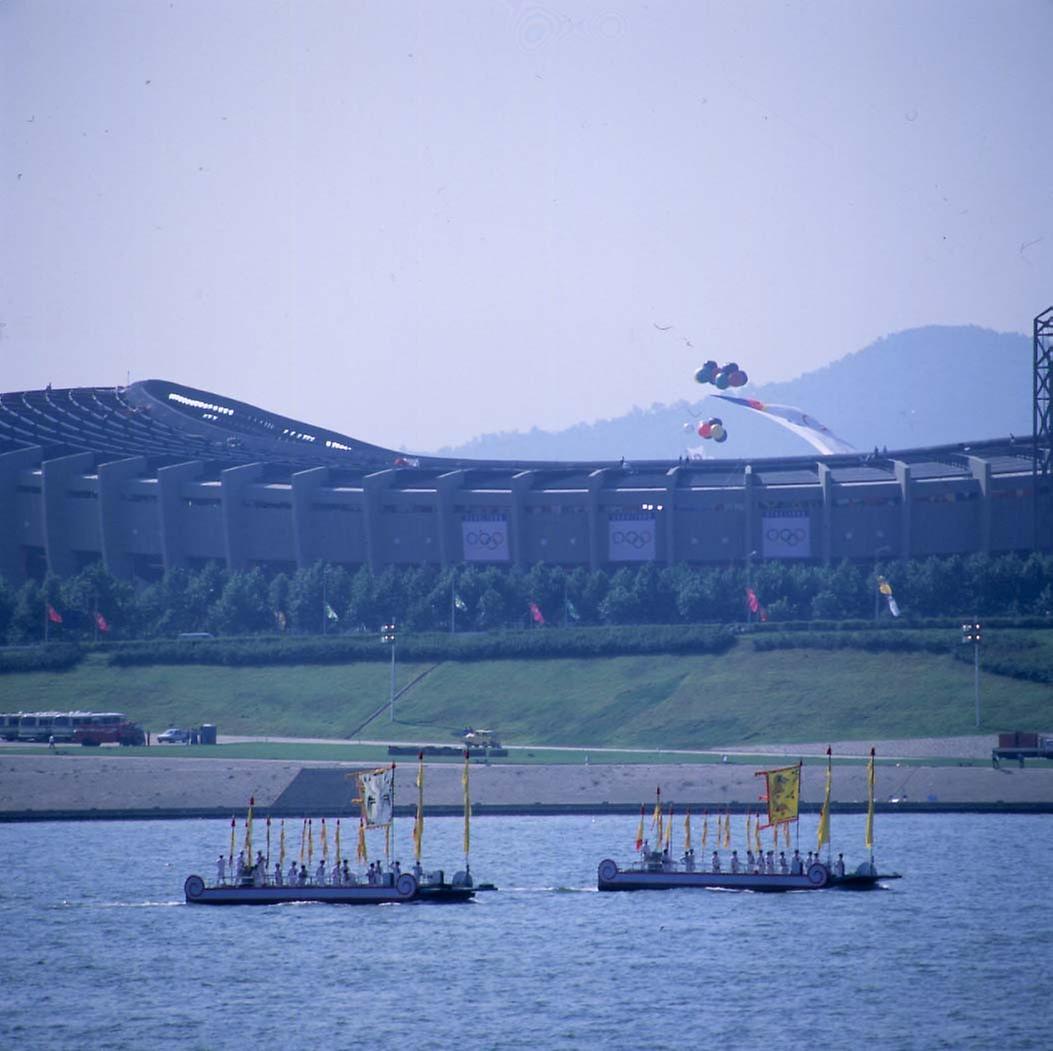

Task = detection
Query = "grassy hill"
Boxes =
[2,635,1049,748]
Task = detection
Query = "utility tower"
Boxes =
[1035,306,1053,550]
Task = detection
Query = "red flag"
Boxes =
[94,611,110,633]
[745,587,760,613]
[528,600,545,625]
[47,604,62,624]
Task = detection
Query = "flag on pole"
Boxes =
[266,815,271,865]
[723,807,731,849]
[335,819,342,867]
[756,764,802,827]
[413,751,425,863]
[566,599,581,622]
[454,594,468,612]
[865,747,875,851]
[299,818,307,863]
[94,611,110,633]
[745,587,760,613]
[701,810,709,849]
[244,796,254,863]
[754,814,762,855]
[528,600,545,625]
[47,604,62,624]
[307,818,313,864]
[462,749,471,858]
[651,787,663,848]
[745,809,752,847]
[229,814,236,864]
[359,766,395,827]
[275,609,287,631]
[664,805,673,851]
[817,747,832,852]
[635,805,645,852]
[321,817,328,859]
[684,809,692,854]
[325,602,339,622]
[877,577,900,617]
[279,819,286,869]
[357,817,367,863]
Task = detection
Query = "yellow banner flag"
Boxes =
[701,811,709,849]
[299,818,307,863]
[683,809,692,854]
[307,818,313,864]
[865,747,875,850]
[321,817,328,859]
[413,751,425,863]
[635,805,645,852]
[664,805,672,850]
[723,808,731,849]
[462,749,471,858]
[335,819,342,867]
[244,797,254,862]
[757,764,801,826]
[754,814,762,854]
[357,817,367,863]
[817,747,832,851]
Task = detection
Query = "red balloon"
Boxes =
[729,370,748,387]
[698,422,713,439]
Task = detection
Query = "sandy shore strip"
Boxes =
[2,750,1052,817]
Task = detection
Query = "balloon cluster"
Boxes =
[697,416,727,443]
[693,360,748,389]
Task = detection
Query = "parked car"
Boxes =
[157,727,189,744]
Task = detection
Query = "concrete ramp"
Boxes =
[271,767,361,812]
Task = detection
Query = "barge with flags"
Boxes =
[185,751,480,906]
[597,749,901,893]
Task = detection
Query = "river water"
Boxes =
[0,813,1048,1050]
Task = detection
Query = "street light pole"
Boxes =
[382,622,397,721]
[961,620,982,728]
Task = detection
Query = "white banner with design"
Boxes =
[762,513,812,559]
[608,514,656,562]
[359,767,395,827]
[461,515,509,562]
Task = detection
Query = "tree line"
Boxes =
[0,552,1050,645]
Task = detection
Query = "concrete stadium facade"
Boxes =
[0,379,1044,583]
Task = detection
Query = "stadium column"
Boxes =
[42,451,95,578]
[818,462,834,563]
[892,460,913,558]
[156,461,204,572]
[967,455,992,554]
[587,469,607,571]
[509,472,533,569]
[743,464,756,560]
[435,471,465,567]
[663,466,680,565]
[220,463,265,572]
[291,466,330,569]
[0,446,43,583]
[363,470,397,573]
[97,456,147,579]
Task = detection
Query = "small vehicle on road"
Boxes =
[157,727,190,744]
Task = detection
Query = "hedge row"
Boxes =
[105,624,737,667]
[0,644,83,675]
[750,631,958,655]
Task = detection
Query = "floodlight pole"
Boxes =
[382,622,397,721]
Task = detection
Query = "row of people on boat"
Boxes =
[216,851,418,888]
[641,843,847,877]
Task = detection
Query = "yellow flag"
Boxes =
[244,797,254,862]
[664,805,672,850]
[684,809,692,854]
[462,750,471,858]
[321,817,328,859]
[279,819,286,868]
[745,808,751,845]
[335,819,342,867]
[701,811,709,849]
[299,818,307,863]
[754,814,762,854]
[723,808,731,849]
[817,747,832,851]
[357,817,367,863]
[413,751,425,863]
[307,818,313,864]
[651,788,663,848]
[865,747,875,850]
[758,764,801,826]
[635,805,645,851]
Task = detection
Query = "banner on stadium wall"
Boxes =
[608,513,656,562]
[762,512,812,559]
[461,515,510,562]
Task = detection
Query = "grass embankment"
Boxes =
[1,633,1050,749]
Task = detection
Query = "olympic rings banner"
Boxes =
[608,514,656,562]
[761,513,812,559]
[461,515,510,562]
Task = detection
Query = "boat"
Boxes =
[597,854,899,893]
[184,869,474,906]
[596,749,902,894]
[184,751,485,907]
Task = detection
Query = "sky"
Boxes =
[3,0,1051,453]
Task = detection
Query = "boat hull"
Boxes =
[596,859,891,893]
[184,873,474,906]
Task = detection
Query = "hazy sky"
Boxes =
[3,1,1051,451]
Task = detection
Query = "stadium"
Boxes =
[0,370,1048,585]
